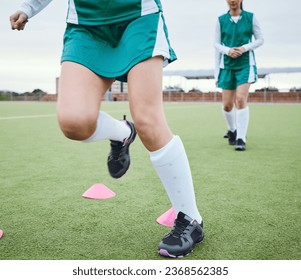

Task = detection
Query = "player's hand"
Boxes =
[228,47,246,58]
[10,11,28,31]
[234,47,245,55]
[228,48,241,58]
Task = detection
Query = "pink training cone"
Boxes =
[82,183,116,199]
[156,207,176,227]
[0,229,3,239]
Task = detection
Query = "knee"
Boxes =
[223,104,234,112]
[236,96,247,109]
[134,112,172,148]
[133,116,154,140]
[134,111,166,144]
[57,111,96,141]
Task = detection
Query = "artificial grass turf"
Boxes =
[0,101,300,260]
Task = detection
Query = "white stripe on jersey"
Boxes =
[141,0,160,16]
[249,49,256,66]
[67,0,79,24]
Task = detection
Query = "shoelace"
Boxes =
[109,141,124,158]
[170,219,190,238]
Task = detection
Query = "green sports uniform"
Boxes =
[217,65,257,90]
[215,10,261,90]
[62,0,176,82]
[20,0,176,82]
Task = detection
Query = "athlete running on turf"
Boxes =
[10,0,204,258]
[215,0,264,150]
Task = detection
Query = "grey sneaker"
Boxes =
[107,117,136,178]
[158,211,204,258]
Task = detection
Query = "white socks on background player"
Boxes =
[83,111,131,143]
[222,107,236,132]
[223,106,249,142]
[236,107,249,143]
[150,135,203,224]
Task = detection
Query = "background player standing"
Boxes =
[214,0,264,150]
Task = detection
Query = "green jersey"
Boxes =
[68,0,162,25]
[20,0,162,25]
[218,10,254,69]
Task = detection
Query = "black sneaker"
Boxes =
[107,117,136,178]
[158,212,204,258]
[235,138,246,151]
[223,131,229,138]
[228,130,237,145]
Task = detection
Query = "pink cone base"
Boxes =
[0,229,3,239]
[82,183,116,199]
[156,207,176,227]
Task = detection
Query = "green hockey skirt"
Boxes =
[61,12,177,82]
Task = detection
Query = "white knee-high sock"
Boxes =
[150,135,202,224]
[83,111,131,143]
[222,107,236,132]
[236,106,249,142]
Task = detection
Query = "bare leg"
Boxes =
[222,89,236,112]
[236,83,251,109]
[128,56,202,223]
[57,62,114,140]
[127,56,172,151]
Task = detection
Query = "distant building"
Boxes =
[55,77,127,101]
[105,81,128,101]
[109,81,128,93]
[55,78,127,94]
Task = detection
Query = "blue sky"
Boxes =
[1,0,301,92]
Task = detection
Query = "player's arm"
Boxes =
[10,0,53,30]
[214,49,221,83]
[241,15,264,52]
[214,20,241,59]
[214,20,230,55]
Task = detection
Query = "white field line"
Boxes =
[0,105,202,121]
[0,114,56,120]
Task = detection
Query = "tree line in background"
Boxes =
[0,89,47,101]
[1,86,300,102]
